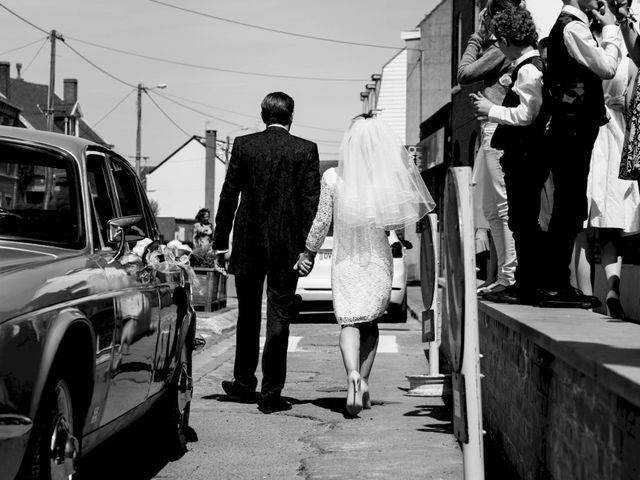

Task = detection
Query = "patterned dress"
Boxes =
[586,56,640,233]
[305,168,392,325]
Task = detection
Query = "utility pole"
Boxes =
[136,83,143,178]
[46,30,58,132]
[225,135,231,173]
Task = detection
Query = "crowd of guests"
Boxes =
[463,0,640,315]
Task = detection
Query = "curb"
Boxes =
[194,306,238,355]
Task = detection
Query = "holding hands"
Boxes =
[293,249,316,277]
[470,92,494,120]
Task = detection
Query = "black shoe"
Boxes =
[482,284,517,303]
[539,287,601,309]
[221,380,256,402]
[503,287,540,306]
[256,393,292,414]
[606,296,626,319]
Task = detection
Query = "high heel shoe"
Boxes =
[346,371,363,416]
[361,379,371,410]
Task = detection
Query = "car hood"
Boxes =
[0,244,62,274]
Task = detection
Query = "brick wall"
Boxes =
[478,306,640,480]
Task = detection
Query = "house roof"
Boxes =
[150,135,227,174]
[4,77,106,144]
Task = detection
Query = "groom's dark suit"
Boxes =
[213,125,320,398]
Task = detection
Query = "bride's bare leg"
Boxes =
[359,321,379,409]
[340,325,362,415]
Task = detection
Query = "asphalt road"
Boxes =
[76,283,463,479]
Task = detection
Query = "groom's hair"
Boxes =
[261,92,294,126]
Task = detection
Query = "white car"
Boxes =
[296,229,410,322]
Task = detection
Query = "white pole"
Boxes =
[454,167,485,480]
[427,213,440,377]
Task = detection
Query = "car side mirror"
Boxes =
[107,215,146,264]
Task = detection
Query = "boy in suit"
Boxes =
[472,5,547,304]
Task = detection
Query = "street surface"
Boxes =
[77,283,463,480]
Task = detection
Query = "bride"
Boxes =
[295,114,435,416]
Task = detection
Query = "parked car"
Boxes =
[296,228,410,322]
[0,126,195,480]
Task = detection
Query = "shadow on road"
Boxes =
[404,403,454,434]
[75,415,196,480]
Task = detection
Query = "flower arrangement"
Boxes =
[498,73,513,88]
[190,246,218,268]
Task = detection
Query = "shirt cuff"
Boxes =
[488,105,502,123]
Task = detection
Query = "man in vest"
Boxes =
[540,0,621,308]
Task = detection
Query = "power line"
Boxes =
[0,37,47,56]
[0,2,49,35]
[159,91,344,133]
[145,90,192,138]
[153,90,246,128]
[65,36,366,83]
[149,0,407,51]
[80,88,137,138]
[14,38,48,77]
[62,41,137,88]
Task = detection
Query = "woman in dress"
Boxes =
[192,207,214,250]
[574,28,640,318]
[295,115,435,416]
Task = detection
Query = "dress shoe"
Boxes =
[538,287,601,309]
[221,380,256,402]
[482,284,515,303]
[256,393,292,414]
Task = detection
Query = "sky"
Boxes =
[0,1,624,167]
[0,0,443,166]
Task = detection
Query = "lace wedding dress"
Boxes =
[305,168,392,325]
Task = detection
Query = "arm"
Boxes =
[488,65,544,126]
[305,172,333,253]
[626,57,638,114]
[563,21,622,79]
[457,34,510,85]
[620,23,640,67]
[300,143,321,241]
[294,169,329,276]
[212,138,243,251]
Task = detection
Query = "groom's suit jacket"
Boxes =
[213,126,321,275]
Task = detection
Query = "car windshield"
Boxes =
[0,142,84,248]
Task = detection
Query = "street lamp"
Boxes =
[136,83,167,177]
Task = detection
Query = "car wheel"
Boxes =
[388,294,408,323]
[20,374,80,480]
[155,335,193,459]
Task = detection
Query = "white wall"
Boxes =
[146,139,206,219]
[377,49,408,144]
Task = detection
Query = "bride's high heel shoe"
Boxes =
[361,379,371,410]
[346,371,363,416]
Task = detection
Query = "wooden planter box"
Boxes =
[192,267,228,312]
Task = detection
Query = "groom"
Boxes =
[212,92,320,413]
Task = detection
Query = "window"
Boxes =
[0,142,84,248]
[109,156,150,239]
[87,152,117,249]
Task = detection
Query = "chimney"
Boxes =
[204,129,217,217]
[64,78,78,105]
[16,63,22,80]
[0,62,10,97]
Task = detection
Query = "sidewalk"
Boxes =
[194,297,238,353]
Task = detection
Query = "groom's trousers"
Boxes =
[233,270,299,397]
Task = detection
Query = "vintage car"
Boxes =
[0,126,195,480]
